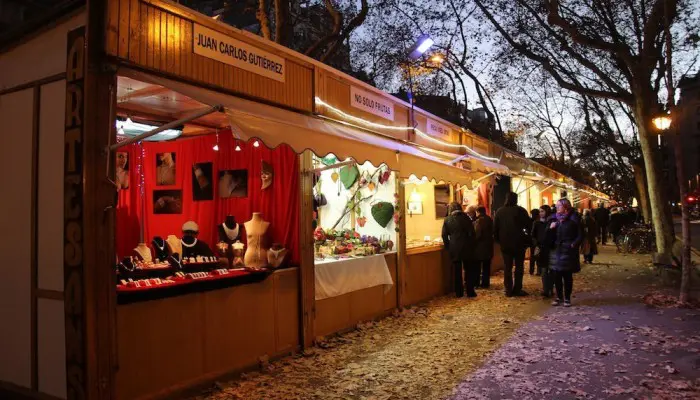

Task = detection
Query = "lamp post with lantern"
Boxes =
[654,110,693,302]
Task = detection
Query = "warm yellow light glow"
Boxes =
[652,115,672,131]
[409,188,422,202]
[430,55,444,64]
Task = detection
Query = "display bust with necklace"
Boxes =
[217,215,241,249]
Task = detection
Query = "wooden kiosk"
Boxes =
[0,1,609,399]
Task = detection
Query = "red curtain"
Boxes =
[478,180,491,216]
[116,131,300,264]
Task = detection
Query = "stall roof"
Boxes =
[118,69,480,184]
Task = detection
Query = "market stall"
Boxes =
[310,157,399,335]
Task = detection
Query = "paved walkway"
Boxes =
[192,246,700,400]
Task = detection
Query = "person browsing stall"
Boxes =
[494,192,532,297]
[442,202,477,298]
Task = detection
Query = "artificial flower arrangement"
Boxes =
[313,227,394,260]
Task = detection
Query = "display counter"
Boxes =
[315,252,395,300]
[402,244,452,307]
[115,267,299,400]
[315,253,398,337]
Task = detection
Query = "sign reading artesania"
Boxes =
[193,24,285,82]
[427,118,450,138]
[350,86,395,121]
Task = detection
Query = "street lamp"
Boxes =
[405,34,434,135]
[652,114,672,131]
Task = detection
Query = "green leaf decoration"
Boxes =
[371,202,395,228]
[321,155,338,166]
[339,165,359,189]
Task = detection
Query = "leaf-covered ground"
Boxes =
[190,246,700,400]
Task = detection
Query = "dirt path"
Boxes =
[191,247,700,400]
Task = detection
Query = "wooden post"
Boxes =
[298,151,316,347]
[62,1,117,398]
[396,174,407,308]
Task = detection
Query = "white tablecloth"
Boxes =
[314,254,394,300]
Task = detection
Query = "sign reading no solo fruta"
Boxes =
[193,24,286,83]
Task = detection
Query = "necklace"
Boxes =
[181,238,198,248]
[153,238,165,251]
[222,223,239,241]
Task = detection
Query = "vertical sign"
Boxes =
[64,27,86,400]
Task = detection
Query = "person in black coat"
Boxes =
[442,202,477,298]
[592,204,610,245]
[529,209,540,275]
[494,192,532,297]
[546,199,584,307]
[608,207,625,244]
[473,206,494,288]
[532,205,553,297]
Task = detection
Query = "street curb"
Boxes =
[674,235,700,258]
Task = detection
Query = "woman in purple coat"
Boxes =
[546,199,584,307]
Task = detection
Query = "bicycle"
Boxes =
[616,223,656,254]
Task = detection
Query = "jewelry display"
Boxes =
[134,243,153,263]
[166,235,182,258]
[267,244,288,268]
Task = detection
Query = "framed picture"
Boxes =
[407,200,423,215]
[153,190,182,214]
[192,162,213,201]
[156,152,176,186]
[116,152,129,190]
[434,184,450,218]
[218,169,248,198]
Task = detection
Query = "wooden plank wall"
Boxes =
[106,0,313,112]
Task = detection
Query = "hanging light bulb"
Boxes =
[213,132,219,151]
[125,117,133,125]
[234,140,242,151]
[253,140,260,148]
[118,126,125,135]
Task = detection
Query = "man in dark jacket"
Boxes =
[494,192,532,297]
[532,205,553,296]
[473,206,494,288]
[592,203,610,245]
[442,202,477,297]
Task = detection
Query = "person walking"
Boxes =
[442,202,477,298]
[532,205,553,296]
[494,192,532,297]
[473,206,494,289]
[547,198,583,307]
[529,209,540,275]
[593,203,610,244]
[609,207,624,245]
[581,209,599,263]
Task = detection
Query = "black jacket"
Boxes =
[546,213,584,272]
[473,214,494,261]
[593,207,610,226]
[609,212,624,234]
[531,219,548,248]
[442,211,476,262]
[494,205,531,253]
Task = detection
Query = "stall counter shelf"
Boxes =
[402,240,452,307]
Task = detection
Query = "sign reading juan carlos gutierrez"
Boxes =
[350,86,394,121]
[193,24,285,82]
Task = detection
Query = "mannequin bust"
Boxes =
[166,235,182,259]
[267,243,288,268]
[133,243,152,263]
[152,236,170,261]
[244,212,270,269]
[232,241,246,267]
[218,215,241,244]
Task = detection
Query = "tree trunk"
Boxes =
[632,98,674,255]
[673,127,693,303]
[632,162,651,222]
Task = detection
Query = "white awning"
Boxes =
[119,68,476,184]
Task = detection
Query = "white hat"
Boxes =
[182,221,199,232]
